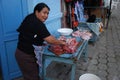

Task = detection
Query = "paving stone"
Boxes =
[98,63,107,70]
[77,64,87,71]
[87,65,98,71]
[100,77,107,80]
[98,54,107,58]
[107,57,116,63]
[106,49,114,54]
[115,50,120,56]
[87,70,98,75]
[106,52,115,57]
[90,59,98,65]
[92,53,99,59]
[107,63,118,69]
[107,75,119,80]
[98,58,107,64]
[97,70,108,77]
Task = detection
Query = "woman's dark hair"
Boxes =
[34,3,50,13]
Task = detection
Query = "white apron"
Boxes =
[33,45,45,67]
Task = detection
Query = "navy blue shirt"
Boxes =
[17,13,50,55]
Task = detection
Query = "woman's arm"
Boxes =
[44,35,66,45]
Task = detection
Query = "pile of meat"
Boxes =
[72,30,92,40]
[49,36,80,55]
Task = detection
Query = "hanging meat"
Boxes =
[71,7,79,28]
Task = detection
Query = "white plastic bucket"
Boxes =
[79,73,101,80]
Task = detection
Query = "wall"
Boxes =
[27,0,62,35]
[0,0,62,79]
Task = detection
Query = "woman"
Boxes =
[15,3,66,80]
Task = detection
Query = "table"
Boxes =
[78,22,101,42]
[42,40,88,80]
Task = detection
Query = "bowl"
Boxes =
[57,28,73,36]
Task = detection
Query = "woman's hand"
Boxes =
[59,40,66,46]
[44,35,66,45]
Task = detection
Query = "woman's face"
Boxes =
[36,7,49,22]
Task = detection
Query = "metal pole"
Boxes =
[110,0,112,12]
[106,0,112,29]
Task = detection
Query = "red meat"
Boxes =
[48,36,80,55]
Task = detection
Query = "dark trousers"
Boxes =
[15,49,41,80]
